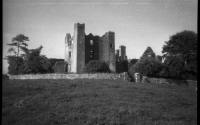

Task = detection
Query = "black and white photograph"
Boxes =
[3,0,197,124]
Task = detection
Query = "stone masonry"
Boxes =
[65,23,127,73]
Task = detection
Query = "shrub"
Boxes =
[159,67,170,78]
[22,46,51,74]
[129,57,162,78]
[84,60,110,73]
[7,56,24,75]
[162,56,190,80]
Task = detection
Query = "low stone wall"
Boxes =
[142,76,197,86]
[8,72,131,81]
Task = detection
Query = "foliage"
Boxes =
[7,34,29,57]
[22,46,51,74]
[158,67,170,78]
[6,56,24,75]
[84,60,110,73]
[162,30,197,79]
[130,57,162,77]
[6,34,52,74]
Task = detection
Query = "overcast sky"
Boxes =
[3,0,197,74]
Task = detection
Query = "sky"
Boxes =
[3,0,197,74]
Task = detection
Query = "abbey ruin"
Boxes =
[64,23,128,73]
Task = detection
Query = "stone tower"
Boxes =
[65,23,117,73]
[99,31,116,72]
[115,45,128,73]
[65,23,85,73]
[119,45,126,60]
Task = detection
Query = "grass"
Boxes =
[2,78,197,125]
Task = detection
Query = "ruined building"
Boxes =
[115,45,128,73]
[140,46,162,62]
[65,23,118,73]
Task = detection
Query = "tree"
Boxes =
[22,46,51,74]
[7,56,24,75]
[6,34,29,74]
[7,34,29,57]
[6,34,52,74]
[162,30,197,79]
[130,57,162,77]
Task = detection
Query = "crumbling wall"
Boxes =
[53,61,68,73]
[85,33,100,64]
[142,76,197,86]
[9,72,131,81]
[100,31,116,72]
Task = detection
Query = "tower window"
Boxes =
[110,43,113,48]
[69,51,71,57]
[90,40,93,45]
[90,51,95,57]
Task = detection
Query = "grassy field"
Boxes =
[2,78,197,125]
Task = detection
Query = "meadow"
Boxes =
[2,78,197,125]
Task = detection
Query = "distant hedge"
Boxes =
[83,60,110,73]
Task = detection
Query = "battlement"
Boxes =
[119,45,126,48]
[74,23,85,29]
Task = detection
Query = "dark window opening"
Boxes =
[110,43,113,48]
[90,51,95,57]
[69,51,71,57]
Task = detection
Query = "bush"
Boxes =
[7,56,24,75]
[129,57,162,78]
[159,67,170,78]
[84,60,110,73]
[22,46,51,74]
[162,57,190,80]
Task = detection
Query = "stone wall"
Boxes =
[85,33,100,64]
[142,76,197,86]
[8,72,131,81]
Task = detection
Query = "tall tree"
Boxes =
[7,34,29,74]
[162,30,197,79]
[7,34,29,57]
